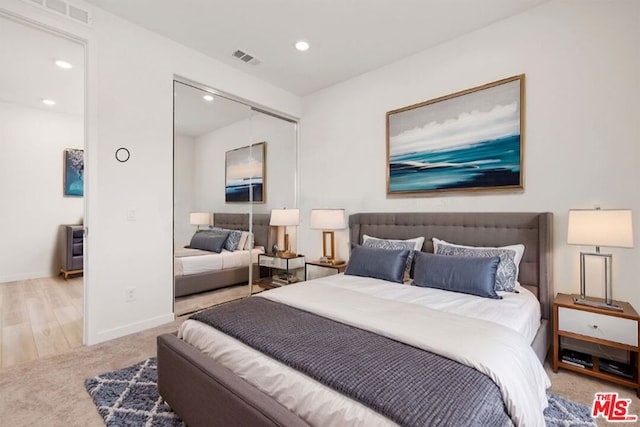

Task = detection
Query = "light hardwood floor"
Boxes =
[0,276,82,368]
[0,276,262,368]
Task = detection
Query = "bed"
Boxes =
[174,213,272,297]
[159,211,553,426]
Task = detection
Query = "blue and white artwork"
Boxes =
[225,142,265,203]
[387,75,523,195]
[64,148,84,197]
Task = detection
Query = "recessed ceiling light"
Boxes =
[42,99,56,106]
[55,59,73,69]
[295,41,309,52]
[203,94,214,102]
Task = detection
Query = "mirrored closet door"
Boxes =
[173,80,298,314]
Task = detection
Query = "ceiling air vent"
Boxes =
[21,0,92,25]
[232,49,262,66]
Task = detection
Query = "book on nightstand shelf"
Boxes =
[271,274,299,286]
[561,349,593,368]
[599,358,634,379]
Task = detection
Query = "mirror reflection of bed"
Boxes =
[173,213,273,316]
[172,80,298,316]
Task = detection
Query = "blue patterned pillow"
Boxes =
[210,227,243,251]
[413,252,501,299]
[433,238,524,292]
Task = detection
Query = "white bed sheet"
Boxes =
[179,275,549,426]
[317,274,541,344]
[174,247,264,276]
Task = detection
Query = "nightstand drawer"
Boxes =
[558,307,638,346]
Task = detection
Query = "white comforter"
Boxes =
[180,276,550,426]
[174,247,264,276]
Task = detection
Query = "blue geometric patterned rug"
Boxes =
[85,358,183,426]
[85,357,597,426]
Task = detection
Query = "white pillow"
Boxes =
[432,237,525,292]
[241,231,254,250]
[237,231,249,251]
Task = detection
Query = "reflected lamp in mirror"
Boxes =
[310,209,346,265]
[190,212,212,231]
[567,208,634,311]
[270,208,299,257]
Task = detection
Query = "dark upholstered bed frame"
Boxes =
[159,211,553,426]
[174,213,273,297]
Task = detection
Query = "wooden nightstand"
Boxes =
[304,260,348,281]
[553,293,640,396]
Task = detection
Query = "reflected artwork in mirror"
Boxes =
[225,142,265,203]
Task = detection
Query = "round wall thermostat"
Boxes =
[115,147,130,163]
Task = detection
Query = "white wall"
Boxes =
[299,0,640,309]
[0,0,301,344]
[0,101,83,281]
[85,9,300,344]
[174,133,195,248]
[193,113,297,214]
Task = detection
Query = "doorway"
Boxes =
[0,13,86,367]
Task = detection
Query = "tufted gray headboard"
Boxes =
[349,212,553,321]
[213,213,272,250]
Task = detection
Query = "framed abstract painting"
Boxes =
[386,74,525,196]
[64,148,84,197]
[225,141,266,203]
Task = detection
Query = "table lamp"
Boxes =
[190,212,212,231]
[269,208,299,257]
[567,208,634,311]
[310,209,346,264]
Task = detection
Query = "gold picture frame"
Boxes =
[386,74,525,196]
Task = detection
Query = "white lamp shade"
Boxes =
[567,209,634,248]
[310,209,346,230]
[190,212,212,226]
[269,208,300,226]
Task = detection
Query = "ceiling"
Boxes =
[1,1,548,131]
[0,16,84,116]
[84,0,548,96]
[174,82,255,137]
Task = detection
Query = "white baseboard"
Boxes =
[0,271,56,282]
[86,312,175,346]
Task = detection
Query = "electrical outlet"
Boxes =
[125,287,136,302]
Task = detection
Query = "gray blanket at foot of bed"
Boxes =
[191,297,512,427]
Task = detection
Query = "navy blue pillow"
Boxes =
[413,252,501,299]
[189,231,229,253]
[345,245,410,284]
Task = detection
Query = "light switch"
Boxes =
[127,209,136,221]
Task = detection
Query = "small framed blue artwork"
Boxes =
[386,74,524,196]
[225,141,266,203]
[64,148,84,197]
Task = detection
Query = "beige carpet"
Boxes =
[1,314,637,426]
[0,317,183,426]
[546,365,639,427]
